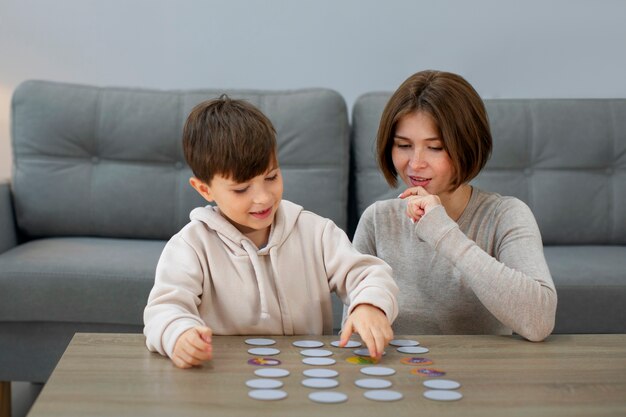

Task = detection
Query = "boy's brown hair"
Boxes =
[377,70,492,189]
[183,95,277,184]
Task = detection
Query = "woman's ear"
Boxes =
[189,177,214,202]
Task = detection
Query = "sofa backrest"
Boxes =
[11,80,349,239]
[351,93,626,245]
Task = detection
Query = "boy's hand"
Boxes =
[172,326,213,368]
[398,186,441,223]
[340,304,393,360]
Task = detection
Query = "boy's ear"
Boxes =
[189,177,214,202]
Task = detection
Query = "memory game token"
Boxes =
[254,368,290,378]
[354,378,392,389]
[423,379,461,390]
[346,356,378,365]
[245,338,276,346]
[397,346,429,354]
[363,390,403,402]
[389,339,419,347]
[245,379,284,389]
[360,366,396,376]
[248,389,288,401]
[248,347,280,356]
[308,391,348,404]
[423,390,463,401]
[300,349,333,357]
[303,357,336,366]
[353,348,386,357]
[292,340,324,348]
[302,378,339,389]
[330,340,362,348]
[400,357,433,366]
[411,368,446,377]
[303,369,339,378]
[248,357,281,366]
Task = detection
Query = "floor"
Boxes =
[11,382,43,417]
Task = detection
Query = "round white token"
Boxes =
[292,340,324,348]
[353,348,386,357]
[330,340,362,348]
[360,366,396,376]
[397,346,429,354]
[423,390,463,401]
[245,378,284,389]
[300,349,333,357]
[389,339,419,347]
[303,357,336,366]
[244,338,276,346]
[302,378,339,389]
[423,379,461,390]
[303,368,338,378]
[354,378,392,389]
[363,390,403,402]
[308,391,348,404]
[254,368,290,378]
[248,347,280,356]
[248,389,288,401]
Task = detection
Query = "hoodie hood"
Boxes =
[188,200,304,321]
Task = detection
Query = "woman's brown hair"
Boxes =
[377,70,492,189]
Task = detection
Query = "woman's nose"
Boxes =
[409,150,426,169]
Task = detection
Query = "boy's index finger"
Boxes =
[197,326,212,343]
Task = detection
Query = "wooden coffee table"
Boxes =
[27,333,626,416]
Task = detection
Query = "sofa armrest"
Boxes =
[0,180,18,254]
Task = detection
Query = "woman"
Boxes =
[354,70,557,341]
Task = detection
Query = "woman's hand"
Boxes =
[398,186,442,223]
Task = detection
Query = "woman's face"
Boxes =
[391,111,456,196]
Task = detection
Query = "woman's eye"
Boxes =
[396,143,411,148]
[429,147,444,151]
[266,174,278,181]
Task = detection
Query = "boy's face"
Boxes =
[190,165,283,242]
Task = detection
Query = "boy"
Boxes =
[143,95,399,368]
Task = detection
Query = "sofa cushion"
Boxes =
[0,237,164,324]
[11,81,350,239]
[546,246,626,333]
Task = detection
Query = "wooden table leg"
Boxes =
[0,381,10,417]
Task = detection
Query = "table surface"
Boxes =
[27,333,626,417]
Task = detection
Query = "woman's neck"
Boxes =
[439,184,472,222]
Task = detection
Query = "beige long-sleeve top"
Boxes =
[353,187,557,342]
[144,200,398,358]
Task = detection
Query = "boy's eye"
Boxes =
[266,174,278,181]
[233,187,248,194]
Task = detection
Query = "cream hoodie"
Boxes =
[144,200,398,358]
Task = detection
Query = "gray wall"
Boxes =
[2,0,626,181]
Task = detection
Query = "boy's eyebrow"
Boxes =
[225,166,280,186]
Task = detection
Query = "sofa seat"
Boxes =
[546,246,626,333]
[0,237,164,324]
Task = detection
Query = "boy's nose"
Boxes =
[253,189,271,204]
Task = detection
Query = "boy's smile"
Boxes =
[190,166,283,248]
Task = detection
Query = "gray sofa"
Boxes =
[1,81,625,387]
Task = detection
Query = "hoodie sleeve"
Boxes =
[322,220,399,324]
[143,233,207,358]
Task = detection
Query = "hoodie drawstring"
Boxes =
[241,240,270,320]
